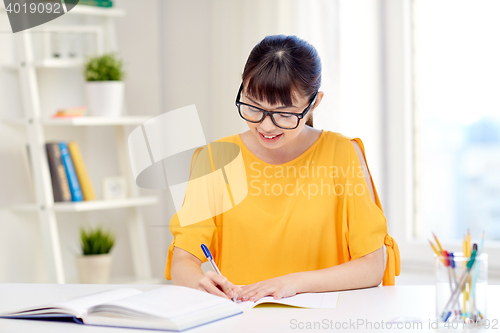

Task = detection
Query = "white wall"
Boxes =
[0,0,388,283]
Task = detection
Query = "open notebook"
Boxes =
[237,292,339,309]
[0,286,242,332]
[0,286,339,331]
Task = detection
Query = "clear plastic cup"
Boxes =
[435,252,487,326]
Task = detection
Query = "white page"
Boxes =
[237,292,339,309]
[89,286,237,319]
[54,288,142,318]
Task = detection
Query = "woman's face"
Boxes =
[240,87,318,151]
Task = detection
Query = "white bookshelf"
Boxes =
[2,5,158,285]
[2,59,84,70]
[10,196,159,212]
[68,5,125,17]
[4,116,154,126]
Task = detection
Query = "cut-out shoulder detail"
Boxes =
[351,139,376,203]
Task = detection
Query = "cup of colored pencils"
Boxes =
[430,232,488,325]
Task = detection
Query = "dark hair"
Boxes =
[242,35,321,127]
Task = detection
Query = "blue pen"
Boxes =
[201,244,236,302]
[440,249,477,322]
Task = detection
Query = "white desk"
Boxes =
[0,284,498,332]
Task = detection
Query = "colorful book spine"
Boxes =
[68,141,96,201]
[78,0,113,8]
[46,143,72,202]
[59,142,84,202]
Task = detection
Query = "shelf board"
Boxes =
[36,59,84,68]
[44,116,154,126]
[3,116,154,126]
[9,196,159,212]
[2,59,84,70]
[68,5,125,17]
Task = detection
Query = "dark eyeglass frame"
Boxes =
[235,83,319,130]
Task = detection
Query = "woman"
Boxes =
[166,35,400,302]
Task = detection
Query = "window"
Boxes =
[413,0,500,242]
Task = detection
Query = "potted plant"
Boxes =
[76,226,116,284]
[84,53,125,117]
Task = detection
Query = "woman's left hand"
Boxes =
[237,274,300,302]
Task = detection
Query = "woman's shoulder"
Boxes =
[213,134,241,144]
[319,130,356,150]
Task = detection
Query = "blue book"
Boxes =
[59,142,84,202]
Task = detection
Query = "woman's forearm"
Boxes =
[170,248,205,289]
[294,247,385,293]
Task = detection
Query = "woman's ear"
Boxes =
[312,91,324,111]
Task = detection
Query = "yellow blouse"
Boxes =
[165,130,400,285]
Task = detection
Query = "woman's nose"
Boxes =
[259,114,277,132]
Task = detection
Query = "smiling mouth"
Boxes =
[258,131,283,141]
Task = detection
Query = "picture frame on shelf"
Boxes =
[102,176,126,200]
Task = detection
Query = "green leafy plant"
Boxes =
[80,226,115,255]
[84,53,125,81]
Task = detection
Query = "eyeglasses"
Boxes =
[235,83,318,130]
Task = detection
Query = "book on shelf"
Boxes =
[68,141,96,201]
[51,106,87,118]
[0,286,242,332]
[77,0,113,8]
[59,142,84,202]
[44,141,96,202]
[46,143,72,202]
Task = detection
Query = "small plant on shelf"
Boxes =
[80,226,115,255]
[83,53,126,117]
[84,53,125,82]
[76,225,116,284]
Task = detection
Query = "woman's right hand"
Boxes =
[197,271,241,300]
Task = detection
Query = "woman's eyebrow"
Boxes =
[245,94,297,109]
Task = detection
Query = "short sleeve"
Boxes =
[164,213,218,280]
[345,138,388,260]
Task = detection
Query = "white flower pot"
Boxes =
[76,253,112,284]
[85,81,124,117]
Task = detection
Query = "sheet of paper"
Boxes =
[92,286,237,319]
[237,292,339,309]
[54,288,142,318]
